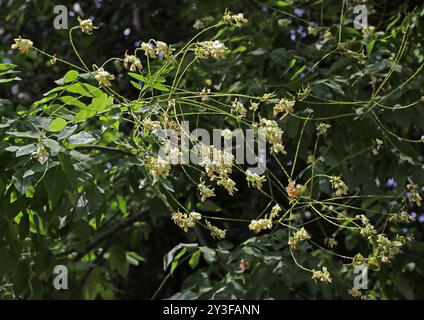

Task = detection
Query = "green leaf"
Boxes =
[109,246,129,277]
[171,247,187,274]
[63,70,79,84]
[50,118,67,132]
[188,250,201,269]
[68,131,97,145]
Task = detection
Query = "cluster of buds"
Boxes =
[205,220,226,240]
[11,36,33,54]
[329,175,349,196]
[223,9,248,27]
[273,98,295,117]
[316,123,331,135]
[123,52,142,71]
[195,40,227,59]
[245,169,267,190]
[94,67,115,87]
[311,266,332,284]
[171,211,202,232]
[77,17,94,34]
[288,227,311,249]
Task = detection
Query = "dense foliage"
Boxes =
[0,0,423,299]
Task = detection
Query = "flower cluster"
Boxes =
[329,176,349,196]
[200,88,211,102]
[145,156,171,180]
[388,211,414,223]
[140,40,174,60]
[356,214,377,240]
[198,180,216,202]
[123,52,142,71]
[223,9,248,27]
[198,145,237,195]
[249,218,273,233]
[311,266,332,284]
[273,98,295,117]
[407,183,422,206]
[245,169,267,190]
[205,220,226,240]
[171,211,202,232]
[248,204,281,234]
[288,227,311,249]
[231,99,247,119]
[11,36,33,54]
[94,67,115,87]
[78,17,94,34]
[195,40,227,59]
[316,123,331,135]
[258,118,287,154]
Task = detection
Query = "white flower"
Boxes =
[140,42,156,58]
[94,67,115,87]
[123,52,142,71]
[245,169,266,190]
[155,41,174,60]
[11,36,33,54]
[200,88,211,102]
[274,98,295,116]
[231,99,247,118]
[249,218,273,233]
[198,180,216,202]
[311,266,332,284]
[145,156,171,180]
[171,211,202,232]
[221,129,233,140]
[195,40,227,59]
[316,123,331,135]
[205,220,226,240]
[78,17,94,34]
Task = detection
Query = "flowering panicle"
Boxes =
[11,36,33,54]
[329,176,349,196]
[245,170,267,190]
[223,9,248,27]
[198,180,216,202]
[145,156,171,180]
[195,40,227,59]
[273,98,295,117]
[123,52,142,71]
[205,220,226,240]
[171,211,202,232]
[288,227,310,249]
[258,118,287,155]
[200,88,211,102]
[231,99,247,119]
[78,17,94,34]
[249,218,273,233]
[94,67,115,87]
[316,123,331,135]
[407,183,422,206]
[311,266,332,284]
